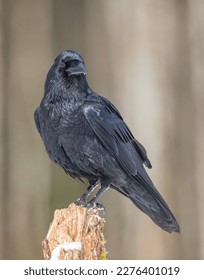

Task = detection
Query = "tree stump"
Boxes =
[42,203,107,260]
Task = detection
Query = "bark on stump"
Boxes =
[42,203,107,260]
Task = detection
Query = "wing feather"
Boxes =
[83,96,152,177]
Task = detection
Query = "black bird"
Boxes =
[34,50,180,233]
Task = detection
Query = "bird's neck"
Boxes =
[43,77,91,106]
[69,75,89,92]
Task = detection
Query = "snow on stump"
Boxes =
[42,203,107,260]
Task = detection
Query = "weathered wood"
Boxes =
[42,203,107,260]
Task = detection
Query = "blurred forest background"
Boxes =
[0,0,204,260]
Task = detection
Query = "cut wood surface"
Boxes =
[42,203,107,260]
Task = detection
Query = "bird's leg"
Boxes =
[85,185,110,212]
[75,179,100,206]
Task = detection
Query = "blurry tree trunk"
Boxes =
[0,0,53,259]
[0,0,5,259]
[188,0,204,258]
[162,1,199,258]
[0,0,12,259]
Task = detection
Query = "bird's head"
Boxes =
[45,50,87,93]
[55,50,86,78]
[44,50,88,100]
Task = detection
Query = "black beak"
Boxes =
[66,61,86,77]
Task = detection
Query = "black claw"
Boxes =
[75,198,86,206]
[84,201,105,213]
[85,201,95,209]
[96,203,105,213]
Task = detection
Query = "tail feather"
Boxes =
[114,175,180,233]
[129,193,180,233]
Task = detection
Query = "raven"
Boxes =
[34,50,180,233]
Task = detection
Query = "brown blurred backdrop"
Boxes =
[0,0,204,259]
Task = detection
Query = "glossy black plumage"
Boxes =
[34,50,180,233]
